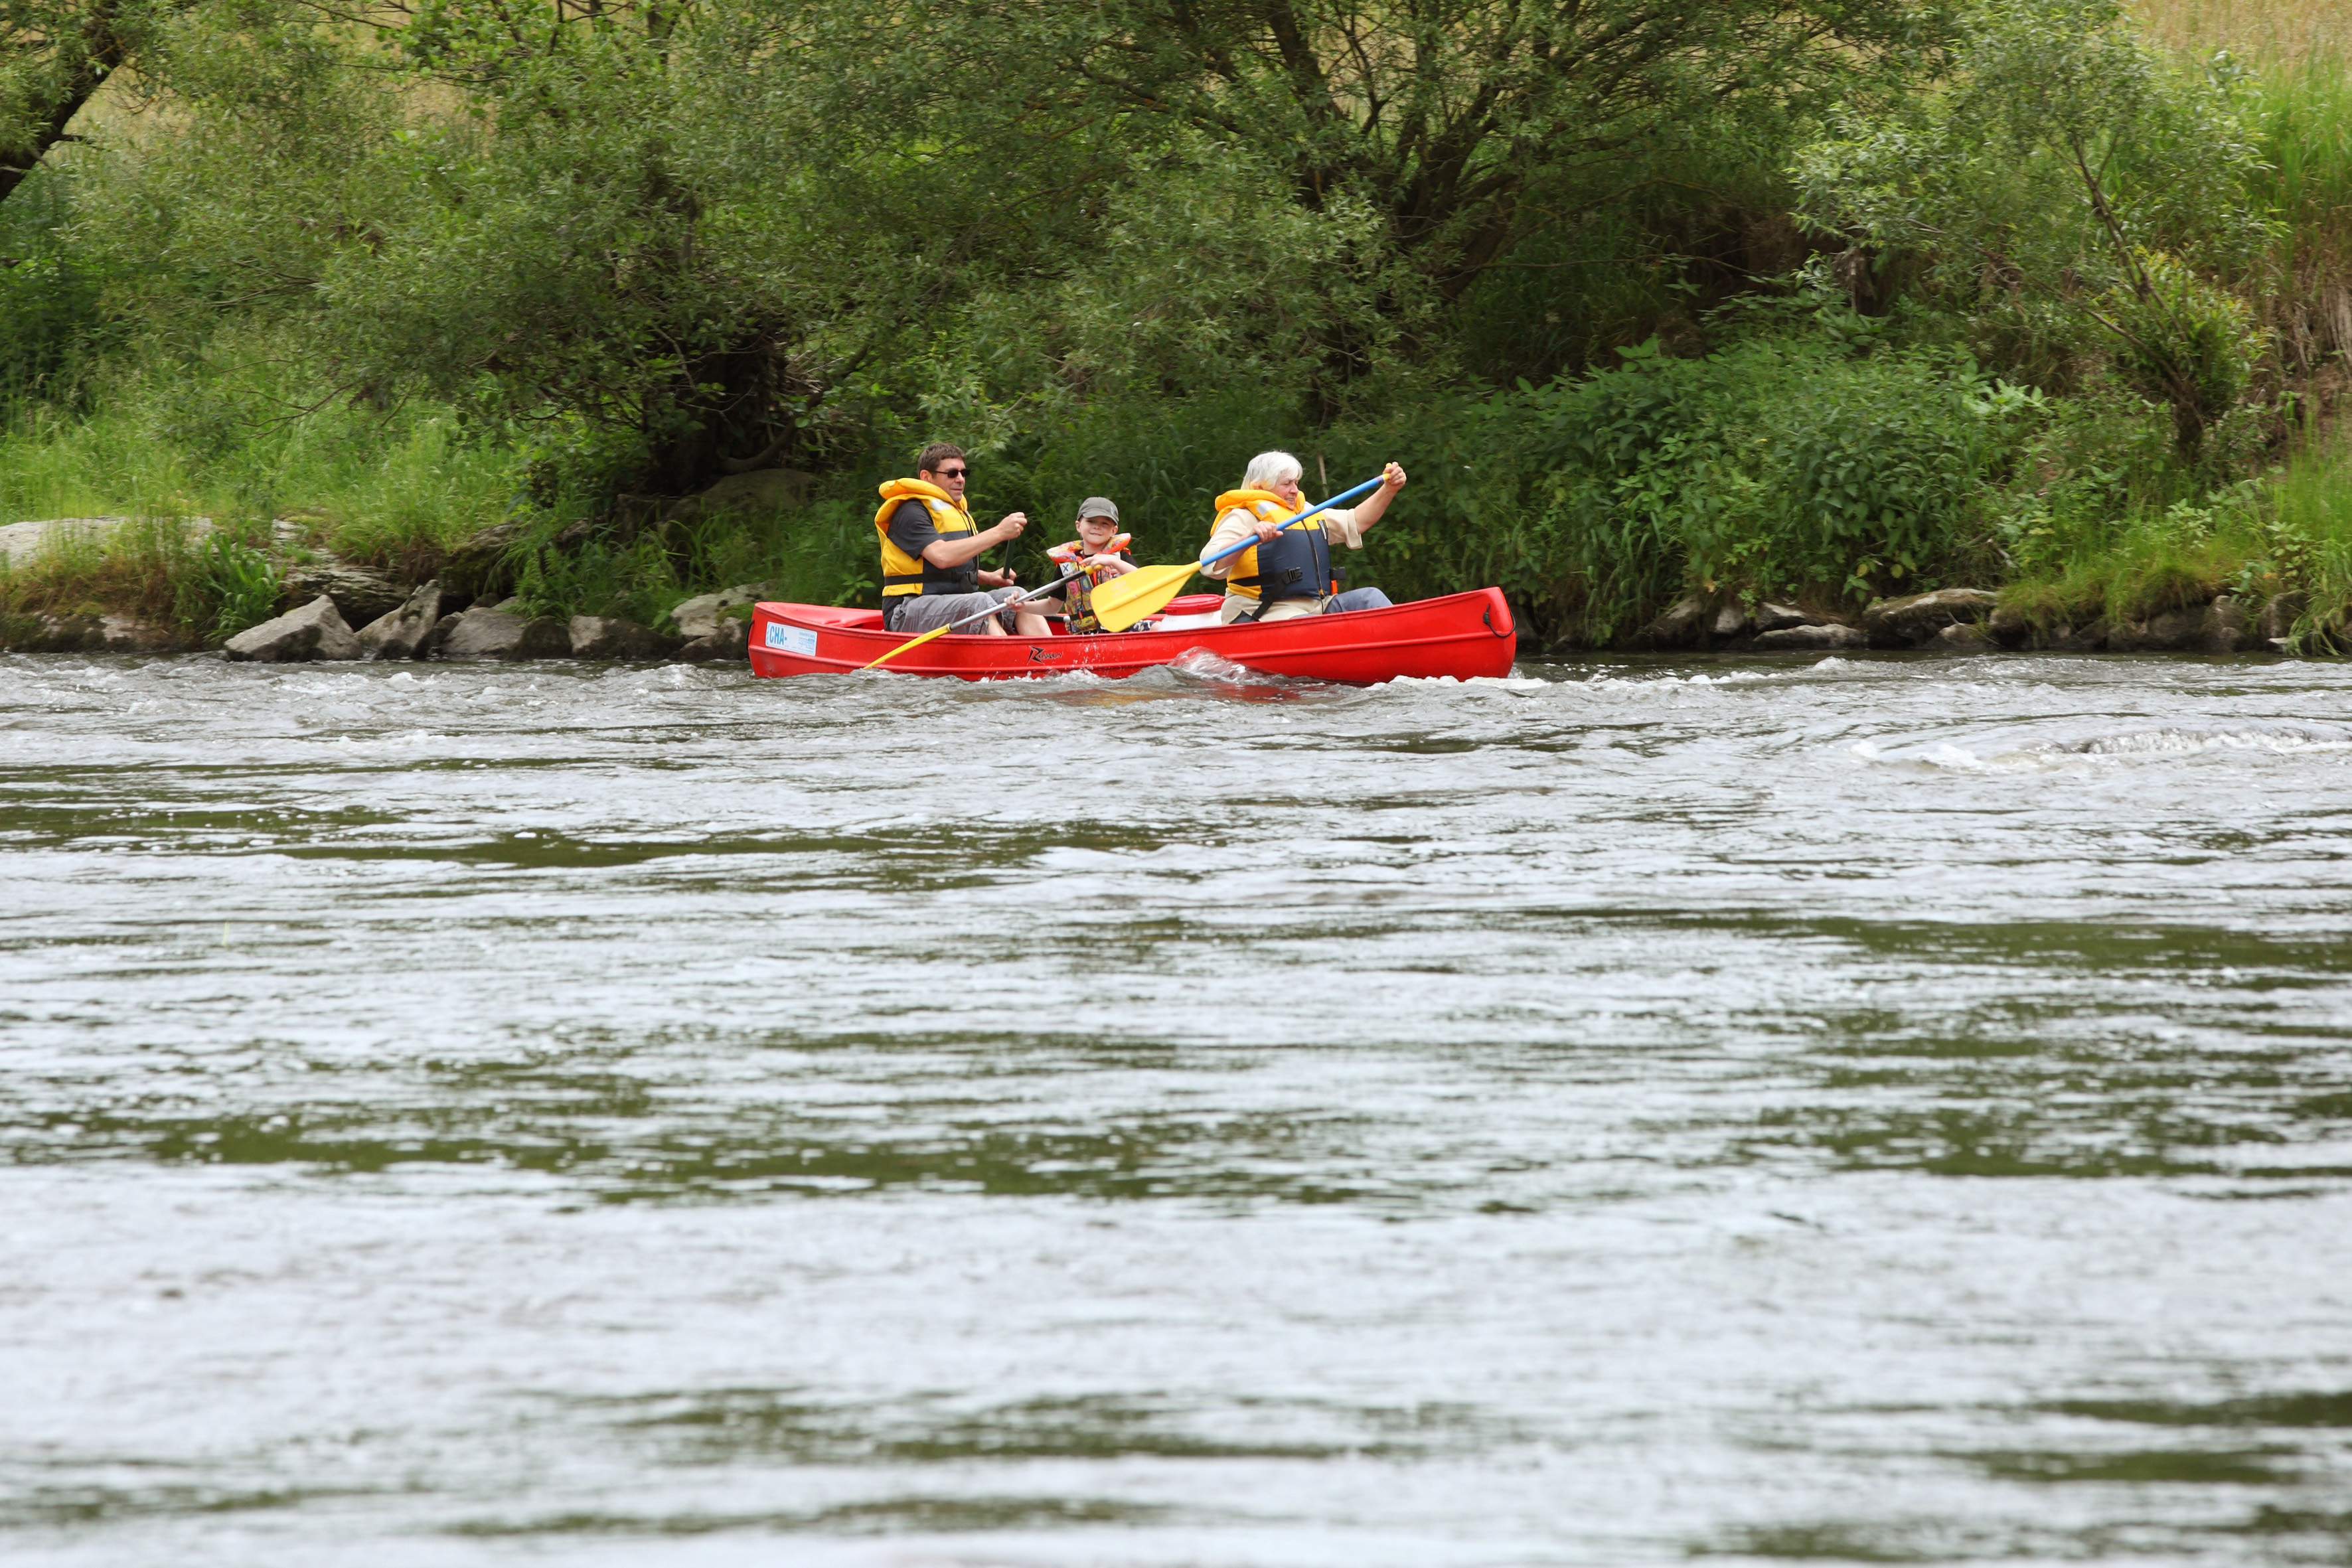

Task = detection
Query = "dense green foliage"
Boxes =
[1793,0,2276,451]
[4,0,2352,647]
[1344,326,2031,637]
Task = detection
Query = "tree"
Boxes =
[82,0,1410,493]
[823,0,1940,296]
[1,1,185,206]
[1791,0,2276,451]
[60,0,1950,499]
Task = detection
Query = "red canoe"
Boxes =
[748,588,1517,683]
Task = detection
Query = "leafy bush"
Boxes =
[2102,250,2264,449]
[1344,322,2033,641]
[1793,0,2279,450]
[505,495,877,627]
[0,171,108,404]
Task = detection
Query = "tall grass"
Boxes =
[2236,48,2352,400]
[2133,0,2352,65]
[0,358,517,574]
[0,351,518,639]
[2244,54,2352,235]
[2264,438,2352,643]
[0,514,280,639]
[1996,493,2272,629]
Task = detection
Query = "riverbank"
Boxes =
[1625,586,2300,657]
[0,510,771,663]
[0,582,2320,664]
[5,507,2342,663]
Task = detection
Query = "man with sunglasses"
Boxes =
[873,443,1050,637]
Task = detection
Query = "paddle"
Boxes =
[860,566,1077,671]
[1087,475,1385,633]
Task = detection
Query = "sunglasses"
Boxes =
[935,466,969,480]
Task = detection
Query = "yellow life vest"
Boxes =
[1046,534,1133,634]
[1210,489,1332,605]
[874,478,980,598]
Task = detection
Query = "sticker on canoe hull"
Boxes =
[763,622,819,657]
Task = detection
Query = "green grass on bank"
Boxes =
[0,385,516,576]
[0,358,524,639]
[1984,436,2352,644]
[2269,440,2352,644]
[0,358,887,641]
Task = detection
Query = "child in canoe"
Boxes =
[1043,497,1140,634]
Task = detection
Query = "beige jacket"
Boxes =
[1202,506,1364,624]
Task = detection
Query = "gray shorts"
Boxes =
[883,588,1026,636]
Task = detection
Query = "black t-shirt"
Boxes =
[887,499,947,561]
[888,498,982,597]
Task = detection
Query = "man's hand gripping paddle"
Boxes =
[1085,475,1384,634]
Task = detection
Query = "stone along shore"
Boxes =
[1627,586,2302,655]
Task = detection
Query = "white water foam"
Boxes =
[1852,724,2352,773]
[1165,649,1266,683]
[2044,726,2352,756]
[1377,673,1555,692]
[1572,666,1777,688]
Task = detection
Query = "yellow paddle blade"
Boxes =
[1088,563,1200,633]
[860,619,955,671]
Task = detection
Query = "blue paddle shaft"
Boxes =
[1198,475,1385,569]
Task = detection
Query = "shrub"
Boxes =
[189,534,280,639]
[0,514,272,642]
[1342,323,2032,642]
[503,494,876,627]
[1792,0,2280,451]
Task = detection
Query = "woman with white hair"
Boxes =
[1201,452,1408,623]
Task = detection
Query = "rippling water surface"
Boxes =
[4,647,2351,1567]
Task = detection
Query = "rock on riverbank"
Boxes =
[284,562,409,630]
[9,612,192,653]
[1624,585,2304,656]
[356,584,445,661]
[431,602,572,661]
[570,615,680,659]
[1861,588,2001,647]
[224,595,363,663]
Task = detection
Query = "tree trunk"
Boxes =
[0,3,130,206]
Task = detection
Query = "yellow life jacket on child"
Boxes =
[1046,534,1133,634]
[874,479,980,598]
[1211,490,1335,609]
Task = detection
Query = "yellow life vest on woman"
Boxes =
[1211,489,1334,607]
[874,478,980,598]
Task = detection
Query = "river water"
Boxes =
[3,647,2350,1567]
